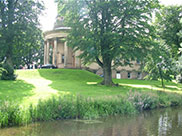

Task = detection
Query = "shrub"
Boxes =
[128,91,159,111]
[1,63,16,80]
[157,92,171,107]
[157,91,182,107]
[0,62,5,78]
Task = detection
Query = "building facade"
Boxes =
[44,27,81,69]
[43,26,147,79]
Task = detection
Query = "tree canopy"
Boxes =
[144,5,182,84]
[0,0,44,69]
[57,0,159,85]
[155,5,182,59]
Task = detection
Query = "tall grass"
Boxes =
[128,90,182,111]
[1,91,182,128]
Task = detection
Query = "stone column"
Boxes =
[46,40,50,64]
[44,41,47,65]
[64,41,68,67]
[52,38,58,66]
[52,42,54,65]
[75,50,81,68]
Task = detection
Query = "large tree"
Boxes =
[155,5,182,59]
[13,32,44,69]
[0,0,44,70]
[144,40,174,87]
[57,0,159,85]
[144,5,182,83]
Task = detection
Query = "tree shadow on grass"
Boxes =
[0,80,35,103]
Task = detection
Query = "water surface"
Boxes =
[0,107,182,136]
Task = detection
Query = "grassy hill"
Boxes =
[0,69,182,106]
[1,69,182,127]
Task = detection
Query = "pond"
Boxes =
[0,107,182,136]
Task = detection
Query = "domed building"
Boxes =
[43,17,81,69]
[43,17,147,79]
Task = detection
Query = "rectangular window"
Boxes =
[62,55,64,63]
[128,72,131,79]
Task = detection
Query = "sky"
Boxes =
[160,0,182,6]
[39,0,57,32]
[39,0,182,32]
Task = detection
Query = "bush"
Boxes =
[1,63,16,80]
[127,91,182,110]
[0,62,5,77]
[157,91,182,107]
[128,91,159,111]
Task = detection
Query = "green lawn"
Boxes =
[0,69,182,106]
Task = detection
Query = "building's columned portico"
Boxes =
[43,28,81,69]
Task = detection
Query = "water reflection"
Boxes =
[0,107,182,136]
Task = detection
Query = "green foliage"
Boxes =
[0,0,44,69]
[1,63,16,80]
[156,91,182,107]
[57,0,159,85]
[0,62,5,77]
[31,95,136,121]
[155,5,182,59]
[144,48,174,81]
[144,5,182,83]
[173,56,182,83]
[0,95,136,128]
[128,91,159,111]
[144,44,174,87]
[128,90,182,111]
[1,91,182,128]
[0,101,29,127]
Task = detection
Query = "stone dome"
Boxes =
[53,16,66,29]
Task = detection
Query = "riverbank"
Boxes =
[0,69,182,127]
[1,91,182,128]
[1,107,182,136]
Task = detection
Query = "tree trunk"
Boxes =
[6,54,13,68]
[158,66,165,88]
[102,62,114,86]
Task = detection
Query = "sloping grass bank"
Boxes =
[1,69,182,104]
[0,69,182,127]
